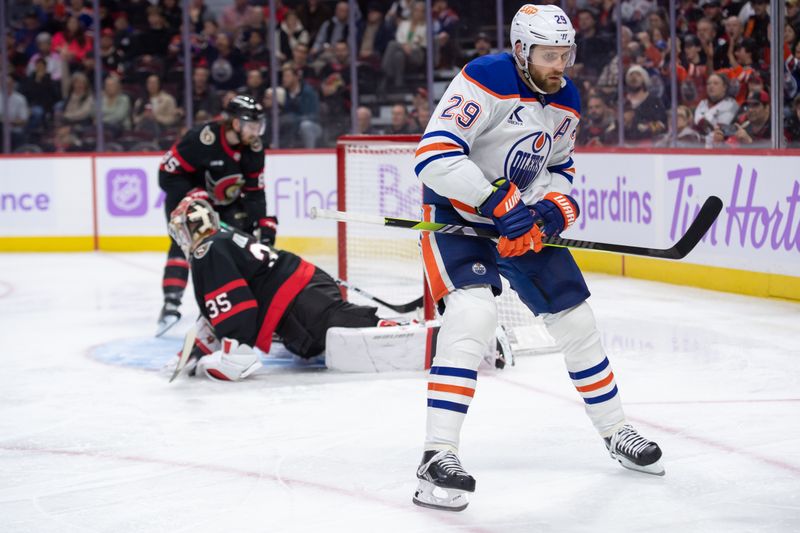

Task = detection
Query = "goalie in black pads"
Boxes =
[167,196,384,381]
[156,94,278,336]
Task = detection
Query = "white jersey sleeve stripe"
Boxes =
[420,130,471,154]
[415,151,465,176]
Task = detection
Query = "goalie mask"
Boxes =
[168,197,220,257]
[510,4,576,82]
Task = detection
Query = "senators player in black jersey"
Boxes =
[166,196,383,381]
[156,94,278,336]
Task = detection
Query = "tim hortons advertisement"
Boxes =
[568,153,800,277]
[0,156,93,236]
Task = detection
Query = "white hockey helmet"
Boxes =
[168,197,220,257]
[510,4,576,78]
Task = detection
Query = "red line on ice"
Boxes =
[496,376,800,476]
[0,444,494,532]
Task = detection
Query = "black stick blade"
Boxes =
[668,195,723,259]
[544,195,723,260]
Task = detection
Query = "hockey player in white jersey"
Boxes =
[412,4,664,511]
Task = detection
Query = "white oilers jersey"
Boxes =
[416,52,579,224]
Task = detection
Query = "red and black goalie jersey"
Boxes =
[158,120,267,227]
[190,228,316,353]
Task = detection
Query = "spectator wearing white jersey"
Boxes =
[694,72,739,147]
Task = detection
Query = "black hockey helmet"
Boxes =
[225,94,267,135]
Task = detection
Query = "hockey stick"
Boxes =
[310,195,723,260]
[335,278,424,313]
[168,324,198,383]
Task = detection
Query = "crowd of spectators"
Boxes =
[1,0,799,152]
[568,0,800,148]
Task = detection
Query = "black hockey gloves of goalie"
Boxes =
[255,216,278,246]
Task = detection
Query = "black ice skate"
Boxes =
[605,424,665,476]
[155,298,181,337]
[412,450,476,511]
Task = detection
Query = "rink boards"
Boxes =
[0,148,798,301]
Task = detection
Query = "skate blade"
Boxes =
[412,479,470,512]
[615,457,665,476]
[155,315,180,337]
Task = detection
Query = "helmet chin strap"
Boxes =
[515,50,548,94]
[524,69,548,94]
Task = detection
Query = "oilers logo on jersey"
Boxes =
[505,131,552,191]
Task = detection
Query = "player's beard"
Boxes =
[529,66,564,94]
[239,131,255,146]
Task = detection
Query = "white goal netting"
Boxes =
[337,135,556,356]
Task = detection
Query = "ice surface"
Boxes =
[1,252,798,532]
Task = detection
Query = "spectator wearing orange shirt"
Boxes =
[717,38,760,105]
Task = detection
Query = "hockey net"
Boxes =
[336,135,556,356]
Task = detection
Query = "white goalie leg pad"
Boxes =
[325,322,434,372]
[542,301,625,438]
[325,320,511,373]
[196,338,261,382]
[426,286,497,453]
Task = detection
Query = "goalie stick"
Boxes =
[311,196,722,260]
[168,324,198,383]
[335,278,424,313]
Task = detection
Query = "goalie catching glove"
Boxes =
[479,178,542,257]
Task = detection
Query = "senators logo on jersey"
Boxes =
[160,120,265,208]
[206,172,245,205]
